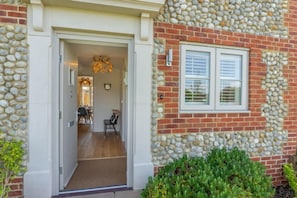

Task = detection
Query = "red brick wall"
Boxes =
[0,3,27,25]
[7,177,23,198]
[154,0,297,185]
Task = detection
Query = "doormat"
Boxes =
[65,157,127,190]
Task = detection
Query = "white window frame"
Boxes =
[180,44,249,112]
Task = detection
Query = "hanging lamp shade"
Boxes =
[92,55,113,73]
[79,77,91,85]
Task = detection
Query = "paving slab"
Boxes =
[66,192,114,198]
[115,190,141,198]
[62,190,141,198]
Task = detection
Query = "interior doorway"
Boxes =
[58,33,131,193]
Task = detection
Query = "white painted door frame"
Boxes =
[53,31,134,193]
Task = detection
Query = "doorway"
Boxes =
[57,33,132,193]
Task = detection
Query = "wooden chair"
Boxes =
[78,107,89,124]
[104,110,120,136]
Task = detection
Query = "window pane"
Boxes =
[220,54,242,80]
[219,54,242,105]
[184,50,210,105]
[220,81,241,105]
[185,79,209,104]
[185,51,209,77]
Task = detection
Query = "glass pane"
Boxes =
[186,50,209,77]
[78,76,93,107]
[184,50,210,105]
[219,53,242,105]
[220,80,241,105]
[185,79,209,104]
[220,54,242,80]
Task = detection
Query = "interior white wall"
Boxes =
[93,68,121,132]
[25,4,155,197]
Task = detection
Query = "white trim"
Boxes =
[180,42,250,52]
[50,0,165,17]
[31,1,44,31]
[58,185,127,194]
[54,31,132,46]
[126,40,134,188]
[179,110,251,114]
[140,13,150,41]
[51,30,61,196]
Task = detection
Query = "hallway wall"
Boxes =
[93,68,121,132]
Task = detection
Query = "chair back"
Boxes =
[110,113,119,124]
[78,107,88,116]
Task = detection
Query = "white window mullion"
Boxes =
[215,48,220,110]
[209,48,216,110]
[241,50,248,111]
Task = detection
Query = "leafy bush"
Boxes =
[0,134,25,198]
[142,147,274,198]
[283,163,297,196]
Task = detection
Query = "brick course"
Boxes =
[7,177,23,198]
[0,4,26,25]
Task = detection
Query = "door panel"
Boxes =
[59,40,78,190]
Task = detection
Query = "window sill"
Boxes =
[179,110,251,114]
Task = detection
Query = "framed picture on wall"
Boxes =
[104,83,111,90]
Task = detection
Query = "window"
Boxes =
[180,44,248,112]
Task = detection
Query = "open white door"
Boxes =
[59,40,78,190]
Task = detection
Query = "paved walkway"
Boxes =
[64,190,141,198]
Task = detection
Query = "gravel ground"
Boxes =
[274,185,295,198]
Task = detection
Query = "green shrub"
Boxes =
[283,163,297,196]
[142,147,274,198]
[0,134,25,198]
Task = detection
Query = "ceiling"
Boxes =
[67,42,127,76]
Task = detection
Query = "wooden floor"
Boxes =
[64,124,127,190]
[78,124,126,160]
